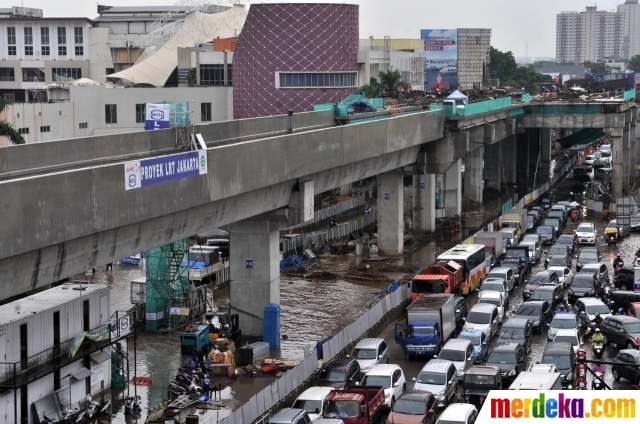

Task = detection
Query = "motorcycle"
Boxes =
[593,340,604,359]
[600,281,615,302]
[124,395,142,416]
[592,371,605,390]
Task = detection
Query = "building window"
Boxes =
[24,46,33,56]
[8,46,16,56]
[0,67,15,81]
[40,125,50,132]
[57,27,66,45]
[18,128,29,135]
[52,68,81,81]
[83,299,90,332]
[201,103,211,122]
[75,46,83,56]
[58,45,67,56]
[41,46,50,56]
[200,64,225,86]
[74,27,83,44]
[24,27,33,45]
[177,68,189,85]
[7,27,15,44]
[105,104,117,124]
[23,68,45,82]
[228,65,233,86]
[79,122,88,129]
[277,72,358,88]
[135,104,145,123]
[41,27,49,46]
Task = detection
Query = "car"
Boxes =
[438,339,475,379]
[607,219,631,239]
[547,266,574,289]
[578,263,610,288]
[584,155,596,171]
[485,252,496,271]
[519,241,541,264]
[499,261,525,286]
[523,270,560,300]
[461,366,502,408]
[575,298,612,328]
[540,195,554,210]
[501,228,519,248]
[522,233,542,244]
[594,167,612,182]
[413,360,458,408]
[269,409,312,424]
[317,357,361,389]
[630,214,640,232]
[543,218,561,237]
[457,329,489,364]
[546,253,571,269]
[612,349,640,385]
[551,329,582,354]
[530,283,564,309]
[576,247,602,272]
[436,404,478,424]
[548,313,578,341]
[351,338,389,373]
[487,267,515,292]
[496,317,533,353]
[627,302,640,319]
[463,304,499,338]
[388,391,439,424]
[360,364,406,408]
[576,223,597,245]
[478,278,508,306]
[541,342,575,389]
[614,268,635,291]
[527,364,558,373]
[609,291,640,313]
[536,225,555,245]
[593,150,602,160]
[548,210,566,227]
[484,342,527,386]
[527,209,543,226]
[555,233,579,254]
[293,388,335,422]
[525,215,537,233]
[573,164,588,178]
[600,315,640,350]
[600,144,612,157]
[513,300,553,333]
[568,273,598,303]
[477,291,505,324]
[544,244,571,269]
[454,296,469,325]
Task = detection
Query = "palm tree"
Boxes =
[0,98,24,145]
[359,81,382,98]
[378,69,402,93]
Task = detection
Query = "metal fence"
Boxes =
[289,195,366,230]
[204,285,411,424]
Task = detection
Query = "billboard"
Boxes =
[144,103,170,130]
[420,29,457,92]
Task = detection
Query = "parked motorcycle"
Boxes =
[124,395,142,416]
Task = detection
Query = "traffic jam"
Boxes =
[269,143,640,424]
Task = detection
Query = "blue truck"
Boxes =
[505,246,532,271]
[394,294,456,358]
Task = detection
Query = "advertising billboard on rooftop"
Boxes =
[421,29,457,92]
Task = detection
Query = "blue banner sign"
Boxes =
[124,150,208,190]
[144,103,170,131]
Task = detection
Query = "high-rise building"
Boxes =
[556,1,640,63]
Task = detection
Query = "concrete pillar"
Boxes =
[503,136,517,188]
[229,213,284,337]
[377,170,404,256]
[413,174,436,233]
[289,180,315,224]
[443,159,462,217]
[540,128,552,185]
[464,147,483,203]
[339,184,351,197]
[609,128,624,200]
[484,141,502,193]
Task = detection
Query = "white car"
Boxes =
[576,223,597,245]
[463,303,499,338]
[584,155,596,171]
[477,291,505,323]
[600,144,612,157]
[547,266,574,289]
[360,364,406,407]
[552,329,582,354]
[293,387,334,422]
[436,404,478,424]
[351,338,389,373]
[479,278,508,306]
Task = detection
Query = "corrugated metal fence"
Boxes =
[289,195,366,230]
[200,285,411,424]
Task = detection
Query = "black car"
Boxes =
[530,283,564,309]
[528,209,543,225]
[609,291,640,312]
[600,316,640,350]
[568,274,598,303]
[548,210,566,227]
[612,349,640,385]
[485,343,527,386]
[316,357,361,389]
[541,342,576,389]
[525,215,537,233]
[546,253,571,269]
[523,270,560,301]
[579,263,610,288]
[556,234,579,255]
[496,317,533,353]
[576,248,602,272]
[540,195,554,210]
[513,300,553,334]
[536,226,555,245]
[544,245,571,269]
[615,268,635,291]
[544,218,562,237]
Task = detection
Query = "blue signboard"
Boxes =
[420,182,426,189]
[144,103,171,131]
[124,150,208,190]
[246,259,253,269]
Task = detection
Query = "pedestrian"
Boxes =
[106,262,113,271]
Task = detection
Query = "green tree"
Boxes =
[629,55,640,72]
[0,98,24,145]
[378,69,402,92]
[489,47,552,91]
[359,80,382,98]
[583,61,609,74]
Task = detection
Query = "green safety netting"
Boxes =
[556,128,605,149]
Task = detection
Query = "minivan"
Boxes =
[487,268,515,292]
[413,359,458,407]
[351,338,389,373]
[270,409,312,424]
[317,357,361,389]
[463,304,499,338]
[541,342,575,389]
[438,339,475,379]
[496,317,533,353]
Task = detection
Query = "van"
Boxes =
[351,338,388,373]
[438,339,475,379]
[317,357,361,389]
[541,342,575,389]
[293,387,335,422]
[269,409,312,424]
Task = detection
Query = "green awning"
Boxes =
[556,128,605,149]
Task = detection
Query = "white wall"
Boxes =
[5,85,233,143]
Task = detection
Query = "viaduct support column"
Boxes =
[540,128,552,186]
[443,159,462,216]
[413,174,436,233]
[484,141,502,194]
[229,212,284,337]
[609,127,625,200]
[464,147,484,203]
[503,136,517,191]
[377,170,404,256]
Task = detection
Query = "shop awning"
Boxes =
[70,367,93,381]
[90,351,111,363]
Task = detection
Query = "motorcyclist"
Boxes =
[590,312,604,328]
[591,327,606,351]
[592,361,606,375]
[613,255,624,269]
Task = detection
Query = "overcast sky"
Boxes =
[20,0,626,58]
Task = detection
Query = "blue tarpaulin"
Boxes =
[279,254,318,270]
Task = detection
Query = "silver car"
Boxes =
[487,267,515,292]
[438,339,475,379]
[351,338,388,373]
[413,359,458,407]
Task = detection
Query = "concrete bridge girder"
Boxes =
[520,114,626,129]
